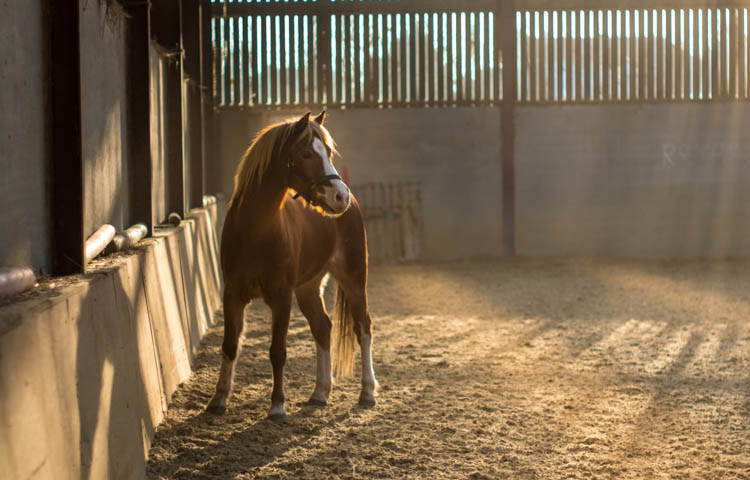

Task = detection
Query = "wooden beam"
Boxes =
[152,0,186,218]
[50,0,84,274]
[183,0,203,209]
[499,0,517,255]
[123,0,154,234]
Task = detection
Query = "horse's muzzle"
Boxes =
[320,180,351,217]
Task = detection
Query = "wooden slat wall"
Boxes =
[212,2,750,107]
[514,4,750,103]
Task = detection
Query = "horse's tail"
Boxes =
[331,284,357,380]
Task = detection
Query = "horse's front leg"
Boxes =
[207,292,248,414]
[267,290,293,422]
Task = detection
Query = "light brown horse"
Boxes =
[207,111,377,421]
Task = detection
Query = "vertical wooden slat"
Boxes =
[556,11,563,101]
[355,14,362,105]
[470,12,477,103]
[666,9,673,100]
[354,13,359,104]
[392,14,398,106]
[246,15,253,105]
[730,8,738,99]
[255,15,263,105]
[339,14,346,105]
[603,10,611,101]
[319,14,331,105]
[280,16,288,105]
[571,10,579,101]
[425,13,432,104]
[290,16,298,105]
[455,13,462,102]
[591,10,609,102]
[546,12,554,101]
[520,11,528,101]
[465,12,472,102]
[344,15,349,104]
[412,15,417,105]
[628,9,636,100]
[694,9,701,100]
[411,13,419,104]
[305,15,311,104]
[742,8,748,99]
[619,10,626,100]
[654,9,662,100]
[482,12,490,103]
[365,14,373,104]
[441,13,448,104]
[639,9,648,99]
[721,8,728,98]
[222,17,230,105]
[235,16,242,105]
[675,9,683,100]
[567,11,574,101]
[434,13,442,104]
[530,12,538,101]
[272,15,279,105]
[582,10,589,101]
[701,8,709,100]
[711,8,719,99]
[236,15,243,105]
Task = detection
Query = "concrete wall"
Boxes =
[0,202,224,480]
[80,1,132,238]
[217,108,505,261]
[0,0,51,273]
[217,102,750,259]
[516,103,750,257]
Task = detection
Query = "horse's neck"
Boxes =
[234,163,288,228]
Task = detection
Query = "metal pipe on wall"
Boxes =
[0,267,36,297]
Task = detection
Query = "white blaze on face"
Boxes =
[312,137,350,214]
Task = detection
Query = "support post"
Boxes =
[124,0,154,234]
[152,0,186,219]
[499,0,517,255]
[200,0,219,196]
[183,0,204,210]
[50,1,84,274]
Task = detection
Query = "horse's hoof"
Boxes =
[206,404,227,415]
[358,396,376,408]
[306,398,327,407]
[268,412,288,423]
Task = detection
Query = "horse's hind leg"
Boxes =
[207,292,247,414]
[295,274,333,406]
[333,273,378,407]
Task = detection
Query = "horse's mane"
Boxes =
[229,117,338,209]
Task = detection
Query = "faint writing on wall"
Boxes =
[662,143,741,167]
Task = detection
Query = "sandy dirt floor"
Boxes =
[147,258,750,479]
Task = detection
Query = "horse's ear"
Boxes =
[292,112,311,137]
[313,110,326,125]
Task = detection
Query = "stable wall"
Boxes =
[0,201,224,480]
[516,102,750,257]
[0,1,51,273]
[217,108,505,261]
[216,102,750,259]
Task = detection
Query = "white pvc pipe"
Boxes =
[202,194,217,207]
[84,224,116,264]
[0,267,36,297]
[122,223,148,247]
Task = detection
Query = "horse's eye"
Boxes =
[302,151,312,159]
